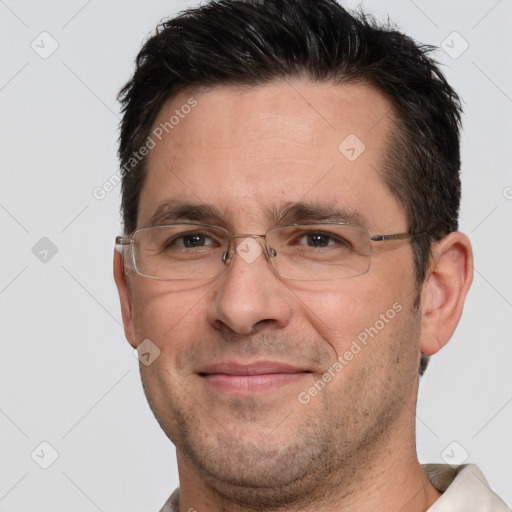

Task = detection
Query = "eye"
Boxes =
[167,232,216,249]
[302,232,333,248]
[177,233,209,248]
[295,231,351,249]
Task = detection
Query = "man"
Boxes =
[113,0,510,510]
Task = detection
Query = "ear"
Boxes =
[113,248,137,348]
[419,232,473,356]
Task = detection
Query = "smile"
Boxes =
[198,361,311,394]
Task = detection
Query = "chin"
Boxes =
[172,408,345,509]
[187,443,328,509]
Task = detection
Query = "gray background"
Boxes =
[0,0,511,510]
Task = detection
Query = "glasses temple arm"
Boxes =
[115,236,131,245]
[370,232,425,242]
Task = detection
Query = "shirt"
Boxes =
[159,464,511,511]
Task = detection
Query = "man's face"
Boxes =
[119,80,424,503]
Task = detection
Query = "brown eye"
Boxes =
[294,231,350,249]
[180,233,208,248]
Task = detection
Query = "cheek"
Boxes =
[289,280,391,347]
[130,280,210,352]
[289,269,417,365]
[133,286,211,412]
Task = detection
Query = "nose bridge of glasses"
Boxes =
[231,233,266,240]
[222,233,274,265]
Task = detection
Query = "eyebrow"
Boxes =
[147,200,225,227]
[269,201,365,226]
[145,199,366,229]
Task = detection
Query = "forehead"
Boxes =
[138,80,405,232]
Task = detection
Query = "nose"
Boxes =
[207,236,293,335]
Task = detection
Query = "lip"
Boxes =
[198,360,311,394]
[199,361,308,375]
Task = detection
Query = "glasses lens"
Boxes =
[132,224,228,280]
[267,224,371,280]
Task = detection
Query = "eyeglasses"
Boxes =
[116,223,422,281]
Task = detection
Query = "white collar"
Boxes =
[423,464,511,511]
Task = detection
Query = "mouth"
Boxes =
[198,361,312,394]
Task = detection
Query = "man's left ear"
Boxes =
[419,232,473,356]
